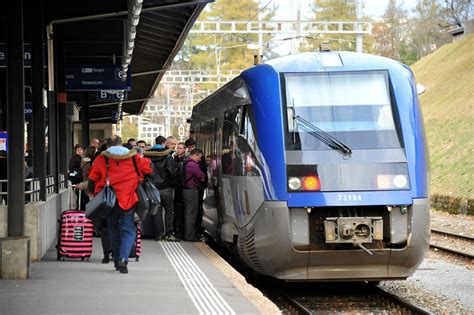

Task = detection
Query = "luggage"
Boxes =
[57,191,94,261]
[140,212,158,238]
[129,224,142,261]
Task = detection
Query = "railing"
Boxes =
[0,178,41,205]
[45,176,55,196]
[0,173,67,205]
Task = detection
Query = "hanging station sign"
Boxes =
[65,65,131,91]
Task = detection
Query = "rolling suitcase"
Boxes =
[56,190,94,261]
[129,224,142,261]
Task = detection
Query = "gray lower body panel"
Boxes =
[237,198,430,281]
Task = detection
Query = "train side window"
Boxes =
[222,108,240,175]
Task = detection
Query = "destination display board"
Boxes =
[65,65,131,91]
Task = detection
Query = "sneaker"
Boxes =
[118,259,128,274]
[102,254,110,264]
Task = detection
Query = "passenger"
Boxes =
[127,138,137,147]
[183,148,205,242]
[137,140,147,150]
[68,144,84,206]
[165,136,177,153]
[90,137,100,151]
[185,139,208,237]
[173,142,187,239]
[72,145,114,264]
[144,136,179,242]
[88,135,153,274]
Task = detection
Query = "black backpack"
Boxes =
[68,164,83,185]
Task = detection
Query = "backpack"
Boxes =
[151,157,168,187]
[68,164,83,185]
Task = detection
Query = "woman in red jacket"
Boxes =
[88,135,153,274]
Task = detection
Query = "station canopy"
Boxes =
[2,0,210,123]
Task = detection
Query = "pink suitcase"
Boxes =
[56,205,94,261]
[129,224,142,261]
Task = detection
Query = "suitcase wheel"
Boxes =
[86,257,90,262]
[81,257,85,261]
[135,257,139,262]
[61,257,65,262]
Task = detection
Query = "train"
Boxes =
[189,50,430,281]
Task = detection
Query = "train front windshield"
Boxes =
[283,71,402,151]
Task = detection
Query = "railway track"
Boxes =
[430,228,474,259]
[271,283,432,314]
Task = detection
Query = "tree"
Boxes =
[372,0,408,60]
[439,0,474,28]
[182,0,276,72]
[408,0,451,59]
[302,0,374,53]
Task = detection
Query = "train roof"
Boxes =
[244,51,408,74]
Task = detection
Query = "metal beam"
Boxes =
[49,0,213,25]
[32,0,47,201]
[7,0,25,236]
[81,92,90,148]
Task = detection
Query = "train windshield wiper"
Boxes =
[293,114,352,156]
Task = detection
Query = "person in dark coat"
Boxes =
[144,136,178,241]
[183,149,205,241]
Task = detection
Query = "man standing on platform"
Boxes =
[144,135,178,241]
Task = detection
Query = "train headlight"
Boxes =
[377,174,409,189]
[302,176,320,191]
[288,177,301,190]
[393,175,408,188]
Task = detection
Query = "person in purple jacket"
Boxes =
[183,149,205,241]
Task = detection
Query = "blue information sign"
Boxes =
[111,111,123,122]
[65,65,131,91]
[96,90,128,101]
[0,43,46,68]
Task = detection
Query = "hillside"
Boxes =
[410,34,474,198]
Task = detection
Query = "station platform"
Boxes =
[0,238,278,314]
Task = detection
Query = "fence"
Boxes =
[0,174,66,204]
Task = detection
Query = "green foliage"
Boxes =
[121,119,138,141]
[410,34,474,198]
[184,0,276,72]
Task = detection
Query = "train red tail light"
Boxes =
[302,176,321,191]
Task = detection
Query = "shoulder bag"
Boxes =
[132,156,150,221]
[85,157,116,224]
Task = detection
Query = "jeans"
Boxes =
[155,188,174,236]
[183,188,198,240]
[107,206,136,267]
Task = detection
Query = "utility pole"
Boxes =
[356,0,363,53]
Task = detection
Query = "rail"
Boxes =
[430,228,474,259]
[0,178,41,204]
[0,173,66,204]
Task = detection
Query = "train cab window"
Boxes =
[283,71,403,150]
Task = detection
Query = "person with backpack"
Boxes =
[144,135,179,241]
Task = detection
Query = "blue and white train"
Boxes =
[189,50,430,281]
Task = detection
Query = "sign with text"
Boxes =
[0,43,47,68]
[65,65,131,91]
[96,90,128,101]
